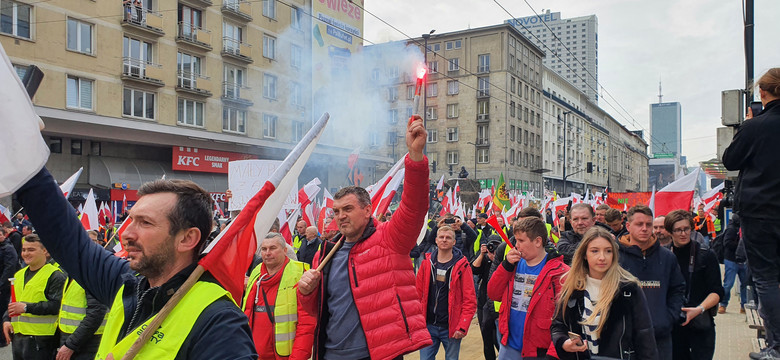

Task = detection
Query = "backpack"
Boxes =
[709,233,725,264]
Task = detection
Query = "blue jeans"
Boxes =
[741,217,780,349]
[721,259,748,307]
[420,324,462,360]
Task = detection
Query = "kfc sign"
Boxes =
[172,147,256,174]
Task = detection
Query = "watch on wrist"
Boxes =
[23,304,27,313]
[698,305,705,315]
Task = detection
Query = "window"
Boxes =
[71,139,82,155]
[511,77,516,93]
[123,88,155,120]
[477,77,489,97]
[428,61,438,73]
[223,107,247,133]
[13,63,28,79]
[371,68,380,81]
[387,66,399,79]
[427,43,440,52]
[292,120,304,141]
[263,114,277,138]
[1,0,31,39]
[510,101,516,117]
[530,132,535,147]
[445,40,461,50]
[537,134,541,148]
[477,125,488,144]
[478,54,490,72]
[123,36,153,78]
[263,74,277,99]
[510,125,515,141]
[524,130,529,145]
[446,104,458,118]
[427,129,438,143]
[477,149,489,163]
[290,6,302,30]
[291,82,302,106]
[448,58,459,71]
[447,80,459,95]
[426,106,438,120]
[388,109,398,124]
[406,85,415,100]
[263,35,276,59]
[388,87,398,101]
[66,76,93,110]
[369,132,379,147]
[222,22,244,52]
[177,98,204,127]
[177,52,202,89]
[426,83,437,97]
[406,107,413,119]
[447,127,458,142]
[48,137,62,153]
[477,100,489,117]
[67,18,93,54]
[447,151,459,165]
[291,45,302,68]
[262,0,276,19]
[223,64,245,99]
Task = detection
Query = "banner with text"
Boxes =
[606,192,653,210]
[228,160,298,211]
[172,147,256,174]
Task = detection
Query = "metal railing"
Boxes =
[222,81,251,101]
[222,37,251,58]
[177,70,211,92]
[178,22,212,47]
[123,5,163,31]
[122,57,163,81]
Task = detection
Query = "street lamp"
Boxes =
[466,141,477,180]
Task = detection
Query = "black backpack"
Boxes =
[709,233,725,264]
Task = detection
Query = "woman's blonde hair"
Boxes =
[555,227,638,336]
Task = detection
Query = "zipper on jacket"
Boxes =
[350,258,359,287]
[396,294,412,339]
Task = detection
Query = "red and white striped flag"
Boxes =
[0,204,11,223]
[59,167,83,198]
[654,168,700,216]
[112,218,133,258]
[199,113,329,301]
[367,156,405,213]
[317,189,334,234]
[298,178,321,226]
[373,169,405,218]
[80,189,99,231]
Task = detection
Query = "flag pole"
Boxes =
[315,238,343,272]
[122,265,205,360]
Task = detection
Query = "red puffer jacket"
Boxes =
[487,253,568,358]
[416,252,477,337]
[298,155,432,360]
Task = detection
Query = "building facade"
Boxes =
[507,10,598,103]
[1,0,383,209]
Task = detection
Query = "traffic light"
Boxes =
[587,162,593,173]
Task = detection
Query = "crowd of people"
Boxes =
[0,68,777,360]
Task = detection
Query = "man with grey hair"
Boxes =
[556,203,596,265]
[297,226,322,266]
[243,232,314,359]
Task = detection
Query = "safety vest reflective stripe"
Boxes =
[274,331,295,342]
[58,279,108,334]
[95,281,231,360]
[12,264,60,336]
[274,313,298,323]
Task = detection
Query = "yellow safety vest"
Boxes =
[547,224,560,244]
[95,281,230,360]
[473,229,483,256]
[12,264,61,336]
[292,235,302,253]
[494,245,512,313]
[243,260,309,357]
[58,279,107,334]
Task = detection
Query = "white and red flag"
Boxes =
[122,194,128,214]
[199,112,329,301]
[98,202,107,227]
[0,204,12,223]
[368,156,405,212]
[59,167,83,198]
[373,168,405,218]
[112,218,133,258]
[278,208,301,244]
[654,168,700,216]
[80,189,99,231]
[317,189,334,233]
[298,178,321,226]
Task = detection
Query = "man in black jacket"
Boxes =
[2,223,22,267]
[297,226,322,266]
[0,231,17,347]
[556,203,596,265]
[723,68,780,360]
[15,168,256,359]
[618,205,686,360]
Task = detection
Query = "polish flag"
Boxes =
[368,157,405,213]
[317,189,334,233]
[301,201,318,228]
[0,204,11,223]
[654,168,700,216]
[80,189,99,231]
[112,218,133,258]
[98,202,107,227]
[439,188,452,217]
[298,178,321,226]
[214,201,225,218]
[647,185,656,214]
[552,198,570,229]
[278,208,300,244]
[59,167,83,198]
[373,168,405,218]
[122,194,128,214]
[435,174,445,191]
[486,215,512,248]
[199,113,329,301]
[701,182,725,212]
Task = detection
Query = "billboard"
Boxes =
[172,147,256,174]
[649,163,676,189]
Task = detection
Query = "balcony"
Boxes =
[221,0,252,21]
[121,6,164,36]
[221,38,253,63]
[176,71,212,97]
[221,82,253,106]
[176,22,212,51]
[121,57,164,87]
[476,139,490,147]
[180,0,212,7]
[476,113,489,123]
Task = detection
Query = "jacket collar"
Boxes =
[619,233,659,256]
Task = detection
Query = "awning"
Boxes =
[89,157,227,193]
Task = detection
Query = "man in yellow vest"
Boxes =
[243,232,314,360]
[292,220,307,253]
[56,230,109,360]
[2,234,66,360]
[16,168,256,359]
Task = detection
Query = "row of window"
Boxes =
[47,138,101,156]
[509,125,542,148]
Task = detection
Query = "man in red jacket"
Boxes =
[487,217,569,359]
[416,225,477,360]
[297,115,431,360]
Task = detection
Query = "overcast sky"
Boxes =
[363,0,780,165]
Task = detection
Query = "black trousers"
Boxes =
[479,302,499,360]
[741,217,780,349]
[0,286,10,346]
[11,334,58,360]
[671,323,716,360]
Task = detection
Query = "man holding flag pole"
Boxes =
[297,115,432,360]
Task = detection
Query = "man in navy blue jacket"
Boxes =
[618,205,686,360]
[15,168,256,359]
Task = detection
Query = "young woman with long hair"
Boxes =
[551,227,657,360]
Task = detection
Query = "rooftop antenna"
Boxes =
[658,77,663,103]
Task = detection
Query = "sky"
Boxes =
[363,0,780,166]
